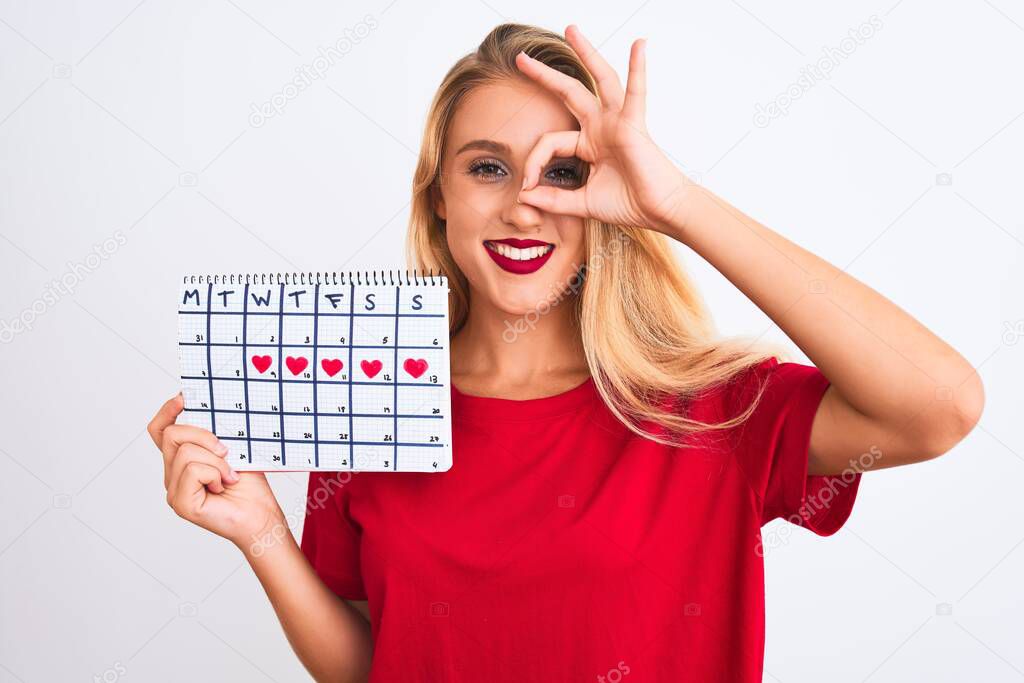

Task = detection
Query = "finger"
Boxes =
[564,24,624,110]
[160,424,229,468]
[148,393,185,448]
[169,461,224,518]
[518,185,588,218]
[522,131,581,192]
[515,51,599,124]
[622,38,647,124]
[166,442,237,493]
[166,442,238,494]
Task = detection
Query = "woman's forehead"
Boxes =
[448,80,579,157]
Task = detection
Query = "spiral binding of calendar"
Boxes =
[182,269,445,287]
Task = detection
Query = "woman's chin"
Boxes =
[486,289,560,320]
[464,257,585,320]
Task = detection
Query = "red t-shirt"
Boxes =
[300,358,861,681]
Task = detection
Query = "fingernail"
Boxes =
[215,440,229,454]
[226,468,239,483]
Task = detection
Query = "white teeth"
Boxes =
[486,242,553,260]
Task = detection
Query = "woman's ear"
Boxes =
[433,176,447,220]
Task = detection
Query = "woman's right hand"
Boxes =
[150,394,373,681]
[148,393,287,553]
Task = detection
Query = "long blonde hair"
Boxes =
[406,23,787,447]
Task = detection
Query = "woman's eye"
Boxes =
[467,160,507,182]
[544,164,583,187]
[466,158,582,187]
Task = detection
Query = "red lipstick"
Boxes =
[483,238,555,275]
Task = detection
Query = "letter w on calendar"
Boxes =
[176,275,453,472]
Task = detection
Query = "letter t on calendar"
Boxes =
[176,273,453,472]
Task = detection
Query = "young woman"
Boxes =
[148,23,984,682]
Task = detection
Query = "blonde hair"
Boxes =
[406,22,788,447]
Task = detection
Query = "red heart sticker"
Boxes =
[321,358,344,377]
[251,355,272,374]
[285,356,308,376]
[361,359,383,378]
[403,358,428,379]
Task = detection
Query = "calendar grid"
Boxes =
[311,282,321,468]
[205,283,217,434]
[179,342,442,348]
[187,407,444,418]
[241,283,253,463]
[177,273,453,472]
[347,281,355,470]
[181,376,437,386]
[392,286,400,470]
[276,283,287,466]
[179,311,442,318]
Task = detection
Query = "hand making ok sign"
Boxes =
[515,24,695,235]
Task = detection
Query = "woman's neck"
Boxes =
[450,294,590,399]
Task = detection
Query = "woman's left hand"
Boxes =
[516,24,695,235]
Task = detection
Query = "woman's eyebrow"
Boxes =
[455,139,511,156]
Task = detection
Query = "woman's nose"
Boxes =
[501,187,544,231]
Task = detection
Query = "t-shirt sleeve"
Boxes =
[299,472,368,600]
[726,357,862,536]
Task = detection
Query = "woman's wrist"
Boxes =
[233,505,292,561]
[646,172,705,243]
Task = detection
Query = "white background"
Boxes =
[0,1,1021,681]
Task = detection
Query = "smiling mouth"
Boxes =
[482,238,556,274]
[483,241,555,260]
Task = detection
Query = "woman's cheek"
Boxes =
[448,182,493,220]
[555,218,587,262]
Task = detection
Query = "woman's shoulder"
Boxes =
[666,356,824,440]
[305,470,360,511]
[703,356,821,407]
[669,357,778,418]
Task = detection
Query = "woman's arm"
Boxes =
[661,183,985,474]
[514,26,984,475]
[148,396,373,682]
[242,529,373,682]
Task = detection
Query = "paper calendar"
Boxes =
[176,270,453,472]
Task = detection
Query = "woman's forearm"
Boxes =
[241,529,373,682]
[665,182,984,457]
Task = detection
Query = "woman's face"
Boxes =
[436,78,588,317]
